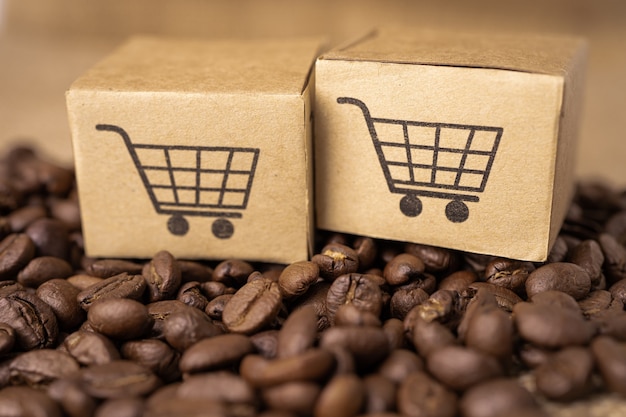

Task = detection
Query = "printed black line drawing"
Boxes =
[337,97,503,223]
[96,124,260,239]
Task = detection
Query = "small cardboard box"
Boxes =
[315,28,587,262]
[67,36,323,263]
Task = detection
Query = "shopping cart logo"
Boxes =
[96,124,260,239]
[337,97,503,223]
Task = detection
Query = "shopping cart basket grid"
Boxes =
[337,97,502,223]
[96,124,260,239]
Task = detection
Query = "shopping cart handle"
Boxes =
[95,124,134,153]
[337,97,372,120]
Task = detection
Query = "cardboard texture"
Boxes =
[315,27,587,262]
[67,36,323,263]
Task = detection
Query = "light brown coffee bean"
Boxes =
[179,333,254,374]
[222,278,282,335]
[88,298,153,340]
[278,261,319,299]
[314,374,365,417]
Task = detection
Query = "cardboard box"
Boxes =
[315,28,587,262]
[67,36,323,263]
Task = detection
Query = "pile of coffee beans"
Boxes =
[1,145,626,417]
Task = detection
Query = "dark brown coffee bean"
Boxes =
[205,293,233,320]
[88,298,153,340]
[326,273,383,325]
[397,371,457,417]
[362,374,397,414]
[24,218,68,259]
[277,305,318,358]
[180,333,253,374]
[36,278,85,331]
[484,258,534,294]
[383,253,425,286]
[121,339,180,382]
[146,300,189,339]
[530,290,581,312]
[377,349,423,384]
[7,205,46,232]
[177,371,257,406]
[389,283,429,320]
[534,346,594,401]
[86,259,144,278]
[353,236,377,270]
[144,396,229,417]
[408,316,457,359]
[48,196,82,232]
[178,259,213,283]
[438,270,477,293]
[79,359,161,399]
[94,397,144,417]
[404,243,459,273]
[457,287,498,341]
[212,259,255,287]
[0,289,58,349]
[163,306,221,351]
[222,278,282,334]
[201,280,233,299]
[314,374,365,417]
[17,256,73,287]
[547,236,569,263]
[250,329,279,359]
[466,282,522,312]
[578,290,613,317]
[0,233,35,280]
[142,250,181,302]
[609,278,626,305]
[9,349,79,387]
[320,326,390,370]
[405,289,459,326]
[591,336,626,396]
[464,301,513,360]
[598,233,626,284]
[513,301,595,348]
[517,343,552,369]
[0,323,15,354]
[569,239,605,286]
[382,318,406,351]
[426,345,503,391]
[66,273,103,290]
[312,243,359,281]
[0,385,63,417]
[240,349,335,388]
[526,262,591,300]
[48,378,98,417]
[77,272,146,311]
[334,304,382,327]
[176,281,208,310]
[62,330,120,366]
[278,261,319,299]
[459,378,539,417]
[261,381,321,415]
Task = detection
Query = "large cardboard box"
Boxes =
[67,36,323,263]
[315,28,587,262]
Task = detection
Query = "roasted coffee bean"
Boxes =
[77,272,146,311]
[598,233,626,284]
[0,323,14,354]
[526,262,591,300]
[177,371,257,406]
[146,300,189,339]
[534,346,594,401]
[176,281,208,310]
[261,381,321,415]
[513,301,595,348]
[222,278,282,334]
[457,287,498,341]
[7,205,46,232]
[144,396,230,417]
[86,259,144,278]
[334,304,382,327]
[79,360,161,399]
[277,261,319,299]
[205,293,233,320]
[312,243,359,280]
[407,316,456,359]
[36,278,85,331]
[383,253,425,286]
[25,218,68,259]
[17,256,73,287]
[362,374,397,414]
[547,236,569,263]
[397,371,457,417]
[212,259,255,287]
[0,233,35,280]
[438,270,477,293]
[66,273,103,290]
[578,289,613,317]
[314,374,365,417]
[426,345,503,391]
[382,318,406,350]
[177,259,213,283]
[569,239,605,286]
[48,196,81,231]
[466,282,522,312]
[405,289,459,326]
[609,278,626,304]
[250,330,280,359]
[484,258,534,294]
[404,243,459,273]
[277,305,318,358]
[48,378,98,417]
[94,397,144,417]
[121,339,180,382]
[201,281,232,299]
[320,326,389,370]
[0,289,58,349]
[377,349,423,384]
[389,283,429,320]
[531,289,581,312]
[0,385,63,417]
[459,378,539,417]
[240,349,335,388]
[353,236,377,270]
[9,349,79,386]
[88,298,153,340]
[517,343,552,369]
[464,300,513,360]
[143,250,181,302]
[162,306,221,351]
[591,336,626,396]
[180,333,253,374]
[326,273,383,324]
[62,330,120,366]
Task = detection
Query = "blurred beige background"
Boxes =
[1,0,625,185]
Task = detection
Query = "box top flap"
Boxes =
[70,36,324,95]
[320,27,587,75]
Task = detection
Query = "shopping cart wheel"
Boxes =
[400,194,422,217]
[212,218,234,239]
[167,214,189,236]
[445,200,469,223]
